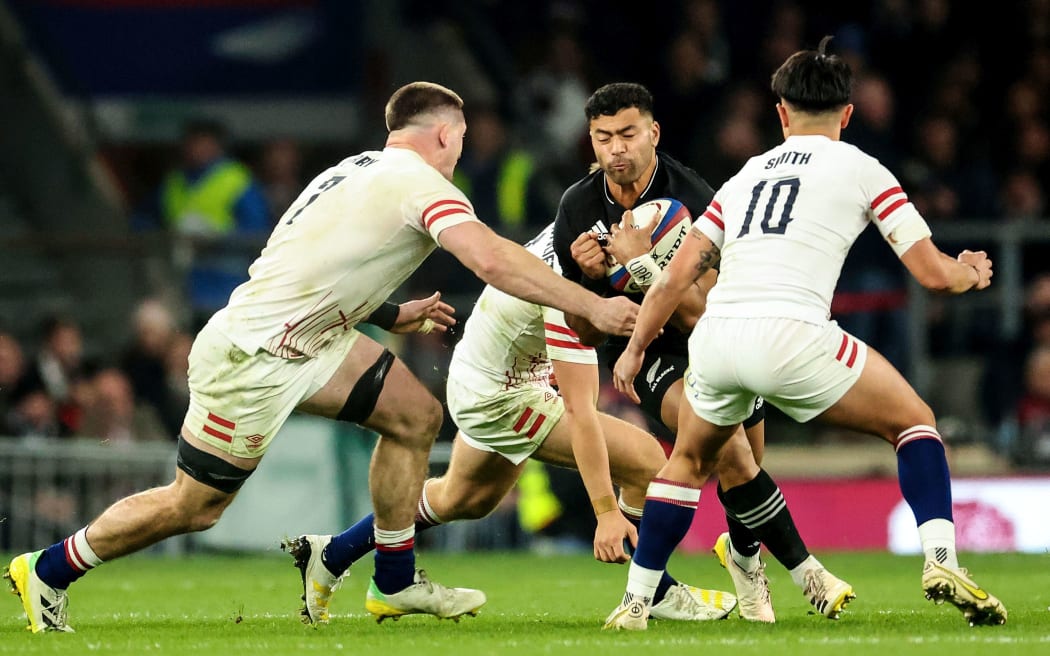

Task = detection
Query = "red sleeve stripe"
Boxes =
[546,337,591,350]
[876,198,909,221]
[711,200,723,212]
[422,198,472,228]
[870,186,903,209]
[424,206,471,229]
[702,210,725,230]
[543,322,578,338]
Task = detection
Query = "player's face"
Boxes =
[590,108,658,186]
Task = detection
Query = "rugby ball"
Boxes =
[606,197,692,293]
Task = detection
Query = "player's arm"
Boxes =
[867,164,992,294]
[604,209,713,332]
[898,237,991,293]
[363,292,456,334]
[550,356,637,563]
[439,221,639,336]
[613,228,721,403]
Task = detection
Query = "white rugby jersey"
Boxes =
[449,223,597,394]
[694,134,922,324]
[210,147,479,358]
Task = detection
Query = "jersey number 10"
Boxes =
[736,177,799,238]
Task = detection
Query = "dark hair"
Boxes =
[585,82,654,121]
[385,81,464,131]
[770,36,852,113]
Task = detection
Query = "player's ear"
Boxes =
[840,104,854,130]
[437,122,451,148]
[776,102,790,136]
[651,119,661,147]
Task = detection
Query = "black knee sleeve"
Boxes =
[743,396,766,429]
[336,349,395,424]
[176,436,253,494]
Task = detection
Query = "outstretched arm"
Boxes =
[551,358,637,563]
[899,238,991,294]
[439,221,639,337]
[613,229,721,403]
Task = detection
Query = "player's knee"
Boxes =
[881,398,937,443]
[385,394,442,447]
[614,460,659,491]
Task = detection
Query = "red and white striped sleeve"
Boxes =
[541,307,597,365]
[692,190,726,248]
[860,158,923,237]
[415,181,479,242]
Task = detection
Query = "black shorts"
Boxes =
[608,351,766,431]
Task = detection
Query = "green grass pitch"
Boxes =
[2,550,1047,655]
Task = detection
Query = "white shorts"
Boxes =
[183,322,360,458]
[446,378,564,465]
[684,316,866,425]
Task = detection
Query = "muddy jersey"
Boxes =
[694,134,922,324]
[449,223,596,395]
[552,151,715,358]
[210,147,479,358]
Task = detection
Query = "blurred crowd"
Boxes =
[0,300,191,445]
[5,0,1050,474]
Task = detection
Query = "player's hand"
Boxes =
[605,208,658,264]
[593,511,638,564]
[612,346,644,404]
[957,250,993,291]
[391,291,456,334]
[571,232,608,279]
[588,296,638,336]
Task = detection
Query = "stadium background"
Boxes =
[0,0,1048,559]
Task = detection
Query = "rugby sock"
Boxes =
[895,426,957,568]
[789,555,826,589]
[719,469,809,570]
[619,496,677,604]
[623,561,664,609]
[323,482,443,576]
[628,478,700,605]
[35,527,103,590]
[717,483,761,558]
[372,526,416,594]
[917,519,959,569]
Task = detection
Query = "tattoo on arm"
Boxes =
[692,244,721,282]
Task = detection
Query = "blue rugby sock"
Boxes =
[323,514,377,577]
[631,479,700,574]
[896,425,953,524]
[620,501,677,604]
[372,527,416,594]
[324,486,443,576]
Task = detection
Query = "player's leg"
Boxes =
[660,371,830,621]
[285,431,523,623]
[814,343,1007,625]
[422,432,527,521]
[533,411,737,621]
[294,332,484,622]
[605,399,739,630]
[5,324,265,633]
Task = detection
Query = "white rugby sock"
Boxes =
[918,518,958,568]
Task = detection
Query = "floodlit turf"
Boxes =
[1,549,1047,655]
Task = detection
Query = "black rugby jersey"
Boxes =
[552,151,715,358]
